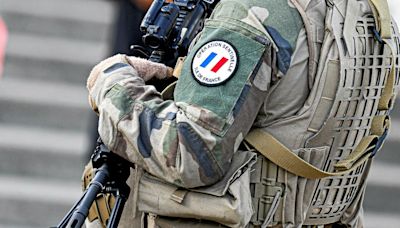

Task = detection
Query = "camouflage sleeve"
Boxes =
[91,0,275,188]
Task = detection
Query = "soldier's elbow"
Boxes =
[175,122,229,188]
[174,154,229,189]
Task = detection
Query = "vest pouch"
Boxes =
[250,145,329,226]
[281,146,328,225]
[137,150,256,228]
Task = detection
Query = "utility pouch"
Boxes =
[137,150,256,228]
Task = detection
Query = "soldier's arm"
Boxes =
[90,1,275,188]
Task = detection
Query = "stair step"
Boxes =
[1,11,110,43]
[0,0,114,25]
[374,140,400,165]
[6,33,109,65]
[0,77,93,130]
[364,184,400,215]
[364,213,400,228]
[0,98,93,131]
[4,55,90,85]
[0,224,43,228]
[387,119,400,142]
[368,162,400,188]
[0,174,81,227]
[0,77,87,107]
[0,124,89,180]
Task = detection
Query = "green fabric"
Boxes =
[174,23,266,121]
[106,84,134,120]
[252,0,303,48]
[211,0,303,49]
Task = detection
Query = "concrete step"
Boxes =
[0,77,93,131]
[389,101,400,119]
[4,55,90,85]
[0,174,81,228]
[0,124,89,180]
[0,224,43,228]
[375,141,400,165]
[1,11,110,43]
[368,159,400,188]
[387,118,400,141]
[0,98,92,131]
[365,161,400,215]
[364,212,400,228]
[0,0,114,25]
[6,32,109,66]
[0,77,87,107]
[364,184,400,215]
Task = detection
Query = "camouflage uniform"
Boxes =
[88,0,399,227]
[92,0,302,192]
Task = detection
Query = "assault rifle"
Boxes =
[54,0,217,227]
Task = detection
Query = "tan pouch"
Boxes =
[137,150,256,228]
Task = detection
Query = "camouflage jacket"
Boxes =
[89,0,307,189]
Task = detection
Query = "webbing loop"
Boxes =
[334,136,378,171]
[370,115,391,136]
[378,47,397,111]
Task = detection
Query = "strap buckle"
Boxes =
[372,27,384,43]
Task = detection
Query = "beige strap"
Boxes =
[170,189,188,204]
[245,129,375,179]
[368,0,392,39]
[378,40,397,110]
[368,0,397,110]
[172,56,186,78]
[334,136,378,171]
[161,81,177,100]
[371,115,391,136]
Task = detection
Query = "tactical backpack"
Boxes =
[246,0,399,226]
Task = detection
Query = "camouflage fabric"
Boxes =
[90,0,304,189]
[88,0,308,226]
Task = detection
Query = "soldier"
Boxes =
[85,0,400,227]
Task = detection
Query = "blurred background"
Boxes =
[0,0,399,227]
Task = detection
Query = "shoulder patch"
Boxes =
[191,40,238,86]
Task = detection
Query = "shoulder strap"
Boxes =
[244,129,378,179]
[368,0,392,39]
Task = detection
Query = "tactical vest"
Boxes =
[247,0,399,227]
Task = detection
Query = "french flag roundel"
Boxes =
[192,40,238,86]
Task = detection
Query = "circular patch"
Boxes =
[192,40,238,86]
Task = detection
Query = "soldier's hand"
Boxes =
[86,54,173,112]
[87,54,173,90]
[125,56,174,81]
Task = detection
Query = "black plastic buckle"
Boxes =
[372,27,383,44]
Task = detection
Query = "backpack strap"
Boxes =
[368,0,392,39]
[378,39,397,110]
[244,129,382,179]
[367,0,397,110]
